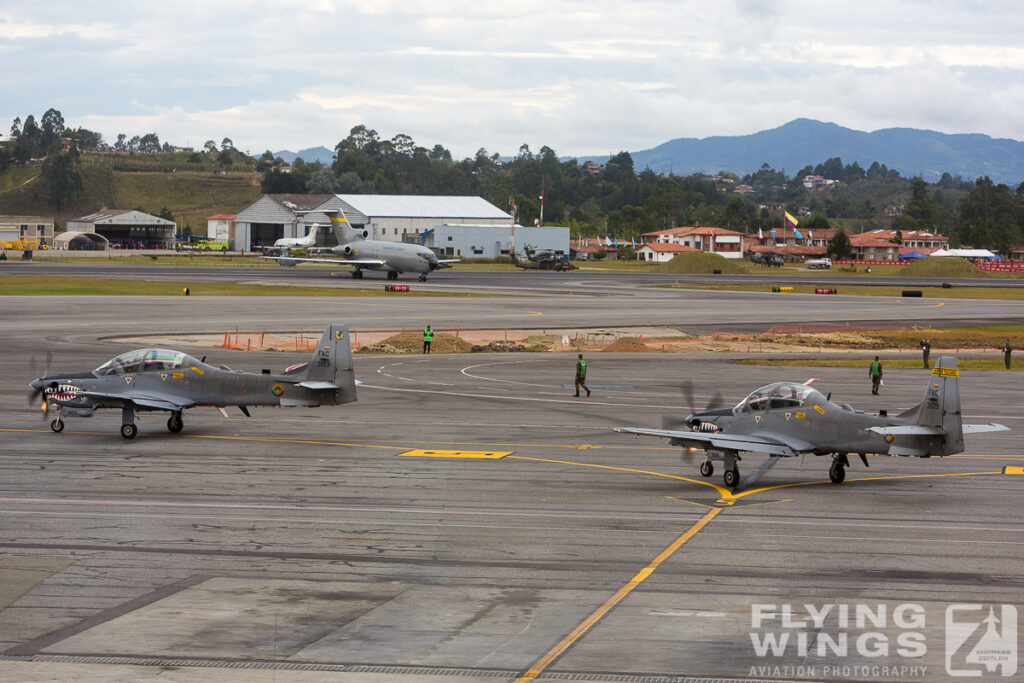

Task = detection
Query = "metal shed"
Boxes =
[66,210,175,249]
[233,195,334,251]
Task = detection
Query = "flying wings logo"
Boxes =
[44,383,83,402]
[271,384,285,397]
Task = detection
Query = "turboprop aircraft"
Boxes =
[28,323,356,439]
[615,357,1007,489]
[265,209,458,281]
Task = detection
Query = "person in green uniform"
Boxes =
[423,325,433,354]
[920,338,930,368]
[869,356,883,395]
[1003,338,1013,369]
[575,353,591,397]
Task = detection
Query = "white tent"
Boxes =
[929,248,996,259]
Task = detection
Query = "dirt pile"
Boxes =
[361,331,475,354]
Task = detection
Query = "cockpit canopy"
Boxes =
[735,382,825,412]
[94,348,193,376]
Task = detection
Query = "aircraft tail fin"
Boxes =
[913,356,963,455]
[295,323,357,405]
[329,207,365,245]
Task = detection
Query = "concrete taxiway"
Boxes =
[0,288,1022,682]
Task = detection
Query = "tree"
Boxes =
[139,133,161,153]
[307,167,339,193]
[40,108,65,153]
[43,149,83,210]
[10,116,21,138]
[115,133,127,152]
[828,228,852,259]
[204,140,217,153]
[221,137,233,151]
[723,195,749,232]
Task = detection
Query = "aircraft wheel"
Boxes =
[418,274,427,282]
[723,468,739,488]
[699,460,714,477]
[120,423,138,440]
[356,270,364,279]
[350,270,359,279]
[829,462,846,484]
[50,419,64,433]
[167,414,183,433]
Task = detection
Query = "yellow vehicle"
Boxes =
[3,239,41,251]
[197,240,229,252]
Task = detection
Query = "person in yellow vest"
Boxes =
[575,353,591,397]
[423,325,433,354]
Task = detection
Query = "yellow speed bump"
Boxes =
[1002,466,1024,475]
[398,449,511,459]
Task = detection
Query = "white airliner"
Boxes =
[264,210,458,281]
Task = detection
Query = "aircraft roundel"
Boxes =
[271,384,284,397]
[335,330,344,340]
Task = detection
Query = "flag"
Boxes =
[614,237,619,248]
[758,227,764,241]
[785,211,799,230]
[604,235,612,247]
[631,237,636,248]
[771,229,776,242]
[794,228,803,240]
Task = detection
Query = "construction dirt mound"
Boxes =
[601,336,652,352]
[362,331,475,353]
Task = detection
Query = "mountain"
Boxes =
[586,119,1024,184]
[267,146,334,165]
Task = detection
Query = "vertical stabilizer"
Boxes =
[299,323,357,405]
[329,207,362,245]
[916,356,963,455]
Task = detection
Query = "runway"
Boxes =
[1,285,1022,681]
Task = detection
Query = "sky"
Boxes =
[4,0,1024,160]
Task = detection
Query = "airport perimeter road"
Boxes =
[1,300,1022,681]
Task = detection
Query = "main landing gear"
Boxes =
[167,411,184,434]
[418,274,428,282]
[350,269,364,279]
[386,271,399,280]
[829,453,852,484]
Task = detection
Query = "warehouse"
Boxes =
[66,210,175,249]
[306,195,511,243]
[0,215,55,247]
[428,224,569,259]
[233,195,334,251]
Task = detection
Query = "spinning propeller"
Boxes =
[660,381,725,461]
[27,351,53,419]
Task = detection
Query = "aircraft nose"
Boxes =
[29,378,43,391]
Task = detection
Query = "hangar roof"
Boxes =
[334,195,510,220]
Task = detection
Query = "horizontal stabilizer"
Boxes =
[867,425,944,436]
[962,423,1010,434]
[296,380,340,390]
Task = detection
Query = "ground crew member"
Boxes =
[423,325,433,354]
[574,353,591,397]
[869,356,883,395]
[1004,338,1013,369]
[920,338,930,368]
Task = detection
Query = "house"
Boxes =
[583,161,601,176]
[640,226,746,259]
[848,229,948,260]
[636,243,700,263]
[206,214,236,243]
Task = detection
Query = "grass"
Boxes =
[0,275,491,297]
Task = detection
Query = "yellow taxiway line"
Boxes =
[514,506,722,682]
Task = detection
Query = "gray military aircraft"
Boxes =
[615,357,1008,489]
[28,323,356,439]
[511,245,577,271]
[265,210,458,281]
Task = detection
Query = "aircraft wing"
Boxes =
[79,390,196,412]
[614,427,813,457]
[261,256,386,267]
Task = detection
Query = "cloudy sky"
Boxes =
[4,1,1024,159]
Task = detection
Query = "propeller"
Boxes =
[27,350,53,420]
[661,381,726,462]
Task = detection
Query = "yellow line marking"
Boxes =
[1003,466,1024,475]
[514,507,722,682]
[508,455,731,497]
[397,449,511,459]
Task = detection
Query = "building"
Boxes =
[640,226,746,259]
[307,195,512,244]
[0,215,55,247]
[428,225,569,259]
[206,214,237,243]
[66,210,175,249]
[583,161,601,175]
[848,229,948,261]
[233,194,513,252]
[233,195,334,251]
[636,243,700,263]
